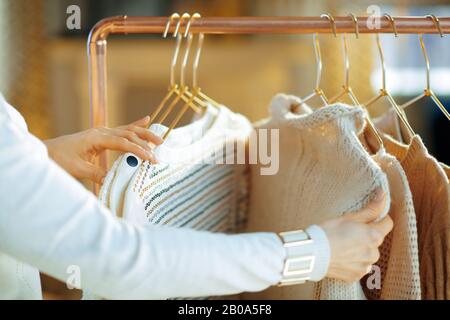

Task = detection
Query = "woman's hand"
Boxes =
[44,116,163,183]
[319,190,393,283]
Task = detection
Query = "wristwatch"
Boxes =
[277,229,316,286]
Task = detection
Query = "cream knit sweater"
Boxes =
[361,129,421,299]
[243,94,390,300]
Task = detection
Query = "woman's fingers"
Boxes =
[113,129,152,153]
[93,130,156,163]
[117,117,163,146]
[127,125,163,146]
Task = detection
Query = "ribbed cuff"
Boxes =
[305,225,331,282]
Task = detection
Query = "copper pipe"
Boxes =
[88,15,450,192]
[89,16,450,42]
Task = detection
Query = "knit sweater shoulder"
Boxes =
[243,94,391,300]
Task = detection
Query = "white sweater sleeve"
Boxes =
[0,97,329,299]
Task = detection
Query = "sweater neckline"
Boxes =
[149,104,230,163]
[268,93,366,133]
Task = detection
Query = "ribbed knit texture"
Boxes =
[243,94,390,300]
[381,133,450,300]
[360,129,421,299]
[122,106,252,235]
[124,160,249,234]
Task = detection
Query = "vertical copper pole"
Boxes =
[88,39,108,194]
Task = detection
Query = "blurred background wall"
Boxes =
[0,0,449,299]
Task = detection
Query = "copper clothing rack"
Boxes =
[88,15,450,181]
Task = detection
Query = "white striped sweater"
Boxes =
[84,105,252,299]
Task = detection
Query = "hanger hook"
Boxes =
[425,14,444,37]
[163,13,179,38]
[166,13,183,88]
[320,13,337,37]
[182,12,197,38]
[180,13,194,88]
[348,13,359,39]
[340,14,355,89]
[173,13,187,38]
[383,14,398,37]
[190,13,203,90]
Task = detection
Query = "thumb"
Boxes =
[370,214,394,243]
[78,161,108,184]
[345,189,387,224]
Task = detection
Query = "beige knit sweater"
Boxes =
[374,109,450,179]
[361,130,421,300]
[375,110,450,299]
[381,134,450,299]
[243,94,390,300]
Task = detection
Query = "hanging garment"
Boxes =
[84,104,253,299]
[373,108,404,143]
[360,129,421,300]
[379,133,450,299]
[100,105,219,219]
[243,94,390,300]
[374,109,450,179]
[122,105,252,233]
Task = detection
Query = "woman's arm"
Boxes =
[0,106,288,299]
[0,97,392,299]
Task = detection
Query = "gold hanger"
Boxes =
[401,14,450,120]
[149,13,203,140]
[149,13,202,126]
[328,14,359,106]
[298,14,332,107]
[365,14,415,137]
[328,13,384,148]
[347,14,385,149]
[160,13,204,140]
[178,13,208,111]
[191,13,221,109]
